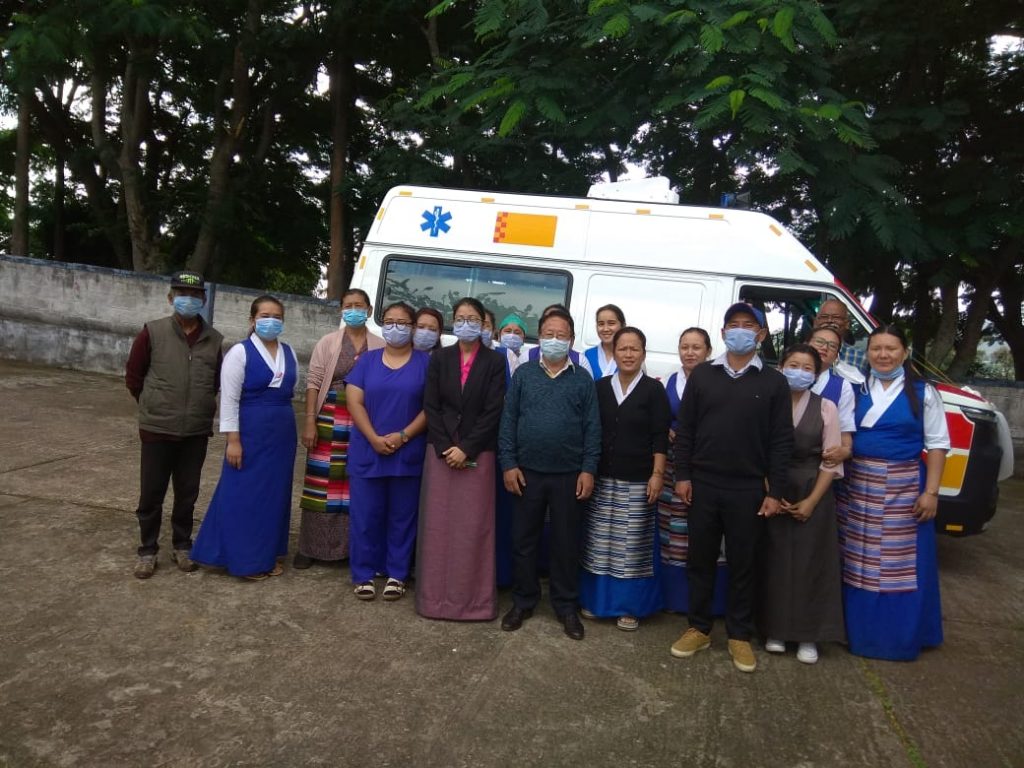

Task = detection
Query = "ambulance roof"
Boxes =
[367,185,834,285]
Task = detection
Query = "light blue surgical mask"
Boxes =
[254,318,284,341]
[723,327,758,354]
[782,367,815,391]
[871,366,904,381]
[172,295,204,318]
[481,328,493,347]
[342,308,368,327]
[539,337,571,361]
[501,332,524,352]
[382,324,412,347]
[413,328,439,351]
[453,319,482,342]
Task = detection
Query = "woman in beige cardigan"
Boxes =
[294,289,385,569]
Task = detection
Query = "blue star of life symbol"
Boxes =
[421,206,452,237]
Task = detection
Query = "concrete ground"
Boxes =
[0,360,1021,768]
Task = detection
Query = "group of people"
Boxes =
[127,272,949,672]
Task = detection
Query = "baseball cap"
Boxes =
[723,301,766,327]
[170,270,206,290]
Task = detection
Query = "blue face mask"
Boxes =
[412,328,439,351]
[500,332,524,352]
[172,295,204,318]
[539,337,571,361]
[382,324,412,347]
[481,329,493,347]
[254,318,284,341]
[723,327,758,354]
[871,366,904,381]
[782,367,815,391]
[453,319,482,342]
[342,308,368,327]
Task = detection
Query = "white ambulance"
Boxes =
[350,180,1014,536]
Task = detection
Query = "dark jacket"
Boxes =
[674,359,793,498]
[596,375,672,483]
[424,342,507,460]
[136,315,223,437]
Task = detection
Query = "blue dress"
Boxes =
[839,380,943,660]
[192,339,298,576]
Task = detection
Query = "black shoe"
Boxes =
[293,553,314,569]
[560,611,585,641]
[501,606,533,631]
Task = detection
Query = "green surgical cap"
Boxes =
[499,313,527,333]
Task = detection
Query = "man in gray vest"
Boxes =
[125,271,223,578]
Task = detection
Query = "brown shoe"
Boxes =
[134,555,157,579]
[170,549,198,573]
[670,628,711,658]
[728,639,757,672]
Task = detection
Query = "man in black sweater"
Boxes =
[671,302,793,672]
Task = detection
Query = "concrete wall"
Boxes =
[0,255,340,376]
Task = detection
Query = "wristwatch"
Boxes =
[399,430,409,444]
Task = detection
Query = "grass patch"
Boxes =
[860,659,928,768]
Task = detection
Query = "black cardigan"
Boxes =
[423,343,507,460]
[595,374,672,482]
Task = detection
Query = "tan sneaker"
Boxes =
[170,549,198,573]
[670,628,711,658]
[133,555,157,579]
[728,639,757,672]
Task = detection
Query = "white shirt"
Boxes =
[539,355,575,379]
[219,334,299,432]
[594,345,618,377]
[670,367,687,400]
[860,372,951,450]
[611,372,643,405]
[710,352,763,379]
[812,371,857,433]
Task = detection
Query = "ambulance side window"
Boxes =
[378,255,571,339]
[736,284,847,366]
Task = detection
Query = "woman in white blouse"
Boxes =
[837,325,950,661]
[191,295,300,580]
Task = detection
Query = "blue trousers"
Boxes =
[349,475,421,583]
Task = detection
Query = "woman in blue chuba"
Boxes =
[191,295,298,580]
[837,325,949,661]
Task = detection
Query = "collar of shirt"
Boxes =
[710,351,763,379]
[540,356,574,378]
[611,371,643,404]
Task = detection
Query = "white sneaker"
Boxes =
[765,638,786,653]
[797,643,819,664]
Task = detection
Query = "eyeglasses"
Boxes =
[810,338,840,351]
[382,320,411,330]
[817,314,846,322]
[454,316,482,325]
[539,332,571,341]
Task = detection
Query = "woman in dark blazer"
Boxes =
[415,297,507,620]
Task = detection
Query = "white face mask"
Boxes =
[539,337,570,361]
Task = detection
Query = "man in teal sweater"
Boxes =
[498,309,601,640]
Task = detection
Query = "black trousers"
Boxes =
[135,436,209,556]
[686,480,765,640]
[511,470,582,616]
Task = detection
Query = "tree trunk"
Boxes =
[53,151,66,261]
[927,279,960,367]
[327,45,355,301]
[11,93,31,256]
[946,279,994,380]
[189,0,261,277]
[988,266,1024,381]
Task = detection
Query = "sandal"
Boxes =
[381,578,406,601]
[616,616,640,632]
[268,563,284,577]
[354,581,376,600]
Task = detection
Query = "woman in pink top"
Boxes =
[416,298,508,620]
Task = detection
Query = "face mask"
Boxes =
[453,319,482,342]
[173,295,204,318]
[871,366,903,381]
[782,368,815,391]
[342,308,368,327]
[413,328,439,351]
[539,337,571,361]
[254,318,284,341]
[723,327,758,354]
[501,333,524,352]
[382,324,412,347]
[481,329,493,347]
